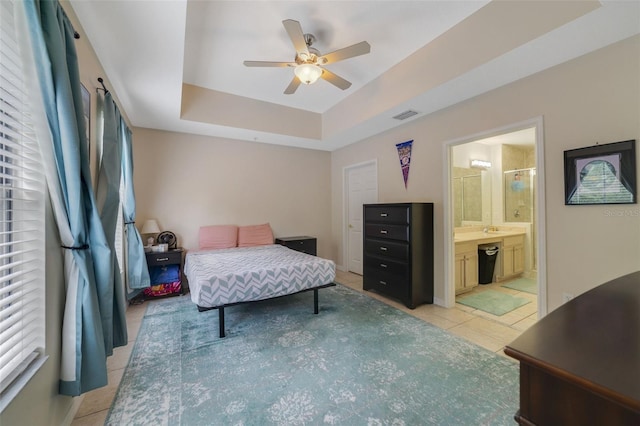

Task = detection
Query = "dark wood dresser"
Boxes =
[363,202,433,309]
[504,271,640,425]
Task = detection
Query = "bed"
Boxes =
[184,243,336,337]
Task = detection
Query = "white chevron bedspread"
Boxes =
[185,244,336,308]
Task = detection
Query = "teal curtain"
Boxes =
[120,115,151,297]
[95,92,128,348]
[25,0,124,395]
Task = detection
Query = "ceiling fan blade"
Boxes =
[284,76,301,95]
[282,19,309,58]
[319,41,371,65]
[320,68,352,90]
[243,61,296,67]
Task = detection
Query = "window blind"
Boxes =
[0,0,46,406]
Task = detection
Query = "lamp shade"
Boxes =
[141,219,161,234]
[294,64,322,85]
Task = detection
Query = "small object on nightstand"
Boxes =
[156,231,177,249]
[141,219,161,246]
[275,236,317,256]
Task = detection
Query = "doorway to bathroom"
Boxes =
[446,119,547,334]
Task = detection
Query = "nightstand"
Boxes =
[144,247,185,297]
[275,236,317,256]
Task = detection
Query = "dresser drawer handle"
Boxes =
[380,213,388,217]
[379,247,388,251]
[380,230,387,234]
[156,257,169,262]
[380,263,387,268]
[379,280,387,285]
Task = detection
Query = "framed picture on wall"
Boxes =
[564,139,636,205]
[81,83,90,155]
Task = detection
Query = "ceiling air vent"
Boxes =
[392,110,419,121]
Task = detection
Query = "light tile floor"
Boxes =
[71,271,537,424]
[334,271,538,356]
[71,302,146,426]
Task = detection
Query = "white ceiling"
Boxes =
[69,0,640,151]
[181,1,488,112]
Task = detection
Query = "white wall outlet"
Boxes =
[562,292,574,303]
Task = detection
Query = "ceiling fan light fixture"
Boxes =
[294,63,322,85]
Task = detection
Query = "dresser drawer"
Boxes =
[364,256,409,277]
[364,239,409,261]
[365,223,409,241]
[146,250,182,267]
[364,205,410,224]
[363,268,408,301]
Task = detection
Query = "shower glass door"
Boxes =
[504,168,535,223]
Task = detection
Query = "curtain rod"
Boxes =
[97,77,109,95]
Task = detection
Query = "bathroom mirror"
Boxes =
[453,167,491,227]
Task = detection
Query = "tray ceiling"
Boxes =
[69,0,640,151]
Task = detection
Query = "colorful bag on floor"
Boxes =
[143,280,181,297]
[145,265,181,297]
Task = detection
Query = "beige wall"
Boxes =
[132,129,332,257]
[331,35,640,310]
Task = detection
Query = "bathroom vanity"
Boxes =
[454,226,525,294]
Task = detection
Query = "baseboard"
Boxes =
[62,395,84,426]
[433,297,446,307]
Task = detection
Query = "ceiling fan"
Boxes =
[243,19,371,95]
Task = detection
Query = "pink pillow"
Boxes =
[238,223,274,247]
[199,225,238,250]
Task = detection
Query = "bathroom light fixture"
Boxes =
[470,159,492,169]
[294,63,323,85]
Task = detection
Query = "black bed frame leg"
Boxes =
[204,283,335,337]
[219,307,225,338]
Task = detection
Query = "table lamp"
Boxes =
[141,219,161,246]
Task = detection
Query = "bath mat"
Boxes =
[502,278,537,294]
[457,289,530,316]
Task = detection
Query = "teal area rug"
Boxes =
[457,289,530,316]
[501,278,537,294]
[107,285,519,425]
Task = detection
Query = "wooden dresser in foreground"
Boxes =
[504,271,640,425]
